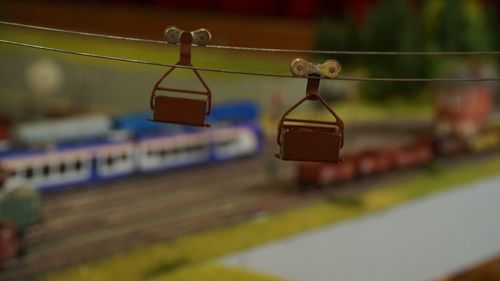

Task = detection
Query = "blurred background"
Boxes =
[0,0,500,280]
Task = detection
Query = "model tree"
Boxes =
[313,16,335,60]
[426,0,494,51]
[361,0,428,101]
[313,15,361,69]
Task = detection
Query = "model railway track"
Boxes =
[3,149,497,280]
[38,122,426,217]
[31,129,417,247]
[28,161,270,245]
[1,182,301,280]
[0,127,424,280]
[29,179,270,250]
[0,170,439,278]
[34,121,426,218]
[0,124,433,280]
[0,140,297,279]
[41,156,268,215]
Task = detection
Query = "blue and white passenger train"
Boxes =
[0,101,264,192]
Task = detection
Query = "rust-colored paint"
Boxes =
[276,74,344,163]
[278,125,342,162]
[0,220,18,263]
[152,96,208,126]
[150,30,211,127]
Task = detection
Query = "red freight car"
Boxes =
[358,148,395,176]
[298,153,359,186]
[296,139,435,187]
[0,220,18,267]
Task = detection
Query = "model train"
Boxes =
[0,101,264,192]
[0,185,42,266]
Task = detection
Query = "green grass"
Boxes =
[42,154,500,281]
[0,27,290,79]
[261,100,432,135]
[149,264,284,281]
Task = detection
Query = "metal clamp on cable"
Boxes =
[290,58,342,79]
[164,26,211,46]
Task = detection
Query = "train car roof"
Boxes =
[207,100,260,122]
[114,100,260,136]
[0,134,131,159]
[1,101,261,158]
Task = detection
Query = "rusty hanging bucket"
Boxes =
[150,29,212,127]
[275,74,344,163]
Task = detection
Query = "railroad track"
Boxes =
[41,155,270,215]
[4,191,297,278]
[3,149,497,280]
[28,159,272,245]
[0,125,438,280]
[2,183,300,280]
[0,142,301,280]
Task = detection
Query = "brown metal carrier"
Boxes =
[276,75,344,163]
[150,31,211,127]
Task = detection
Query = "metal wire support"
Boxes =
[1,38,500,82]
[1,20,500,56]
[290,58,342,79]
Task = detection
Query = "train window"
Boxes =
[75,160,82,171]
[25,167,34,179]
[106,156,114,166]
[59,163,66,173]
[219,139,235,147]
[43,164,50,177]
[159,149,167,157]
